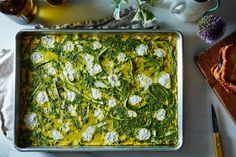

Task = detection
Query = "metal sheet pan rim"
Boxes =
[14,29,183,152]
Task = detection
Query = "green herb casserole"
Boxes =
[19,32,178,147]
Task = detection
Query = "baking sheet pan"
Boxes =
[14,30,183,151]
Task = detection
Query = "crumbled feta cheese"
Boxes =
[108,75,120,87]
[154,48,165,58]
[94,81,107,88]
[67,91,75,102]
[105,131,118,144]
[51,130,63,140]
[137,74,152,90]
[108,98,116,108]
[88,64,102,76]
[94,109,104,120]
[128,95,142,105]
[136,44,148,56]
[136,128,151,141]
[91,88,101,100]
[68,105,77,116]
[46,64,56,75]
[24,112,37,129]
[92,41,102,50]
[154,109,166,121]
[31,53,43,63]
[36,91,48,104]
[158,72,171,89]
[127,110,137,118]
[82,126,95,142]
[42,36,55,48]
[117,53,126,62]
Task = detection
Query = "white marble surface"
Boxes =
[1,0,236,157]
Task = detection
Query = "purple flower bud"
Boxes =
[197,15,226,43]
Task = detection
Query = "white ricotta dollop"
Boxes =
[67,91,76,102]
[91,88,101,100]
[68,105,77,116]
[105,131,118,144]
[46,64,56,75]
[136,44,148,56]
[74,41,83,52]
[94,81,107,88]
[62,41,74,52]
[158,72,171,89]
[92,41,102,50]
[41,36,55,48]
[137,74,152,90]
[36,91,48,104]
[94,109,104,120]
[108,98,116,108]
[108,75,120,87]
[62,122,70,133]
[88,64,102,76]
[127,110,137,118]
[154,48,165,58]
[84,53,94,64]
[24,112,37,129]
[31,53,43,63]
[128,95,142,105]
[82,126,95,142]
[64,62,75,81]
[136,128,151,141]
[155,109,166,121]
[117,53,126,62]
[51,130,63,140]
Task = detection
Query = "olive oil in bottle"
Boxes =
[0,0,37,24]
[46,0,66,6]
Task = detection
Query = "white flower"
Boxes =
[136,44,148,56]
[128,95,142,105]
[105,131,118,144]
[36,91,48,104]
[154,48,165,58]
[92,41,102,50]
[51,130,63,140]
[136,128,151,141]
[108,75,120,87]
[137,74,152,90]
[127,110,137,118]
[91,88,101,100]
[42,36,55,48]
[158,72,171,89]
[31,53,43,63]
[62,41,74,52]
[108,98,116,108]
[154,109,166,121]
[24,112,37,129]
